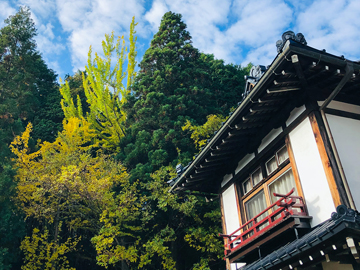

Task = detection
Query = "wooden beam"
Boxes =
[309,112,341,207]
[292,54,309,90]
[307,65,332,82]
[205,155,229,163]
[221,135,248,144]
[210,148,238,157]
[235,122,263,130]
[267,87,301,94]
[281,70,296,77]
[199,161,225,169]
[242,114,271,122]
[273,79,299,86]
[249,104,279,113]
[228,129,254,137]
[258,96,287,103]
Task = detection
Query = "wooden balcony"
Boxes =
[220,189,312,263]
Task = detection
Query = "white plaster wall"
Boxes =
[222,184,240,235]
[289,118,335,226]
[231,262,245,270]
[258,127,282,153]
[326,114,360,210]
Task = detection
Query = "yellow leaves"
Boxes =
[20,226,80,270]
[182,114,227,150]
[59,78,83,119]
[58,17,137,151]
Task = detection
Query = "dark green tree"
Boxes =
[0,7,63,268]
[119,11,247,181]
[0,6,63,147]
[115,11,248,269]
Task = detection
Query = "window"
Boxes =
[241,145,300,225]
[268,168,297,204]
[265,145,289,175]
[242,167,263,195]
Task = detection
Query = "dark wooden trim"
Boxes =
[234,182,242,229]
[236,182,246,228]
[312,110,351,207]
[219,193,227,234]
[324,108,360,121]
[219,107,310,194]
[309,112,342,207]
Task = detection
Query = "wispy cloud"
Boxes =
[1,0,360,75]
[0,2,16,27]
[56,0,145,71]
[296,0,360,60]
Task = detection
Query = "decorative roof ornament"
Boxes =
[276,31,307,53]
[243,65,267,99]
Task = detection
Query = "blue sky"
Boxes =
[1,0,360,80]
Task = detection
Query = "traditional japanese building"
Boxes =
[169,31,360,270]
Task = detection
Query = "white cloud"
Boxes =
[143,0,292,65]
[3,0,360,77]
[17,0,56,19]
[296,0,360,60]
[56,0,145,71]
[0,2,16,27]
[144,0,168,33]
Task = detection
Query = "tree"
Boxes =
[0,6,62,147]
[113,12,249,269]
[0,7,62,269]
[60,19,137,151]
[119,12,248,182]
[10,118,131,269]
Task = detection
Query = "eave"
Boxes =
[169,39,360,194]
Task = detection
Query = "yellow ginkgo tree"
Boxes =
[10,118,131,269]
[59,17,137,151]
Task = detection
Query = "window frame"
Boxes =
[242,163,293,221]
[239,143,304,224]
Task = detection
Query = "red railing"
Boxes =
[220,188,307,256]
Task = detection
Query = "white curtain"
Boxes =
[269,169,297,204]
[243,178,252,194]
[251,168,263,186]
[245,191,267,220]
[277,146,289,164]
[266,156,277,174]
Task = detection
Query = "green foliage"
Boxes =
[11,118,130,269]
[144,166,224,269]
[182,114,228,150]
[0,6,62,146]
[0,7,62,269]
[60,19,137,151]
[120,11,247,181]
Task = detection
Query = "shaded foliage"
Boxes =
[119,12,247,182]
[0,7,62,269]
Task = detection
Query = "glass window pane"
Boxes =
[277,146,289,165]
[243,178,252,195]
[269,169,297,204]
[245,191,267,221]
[266,156,277,175]
[251,167,263,186]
